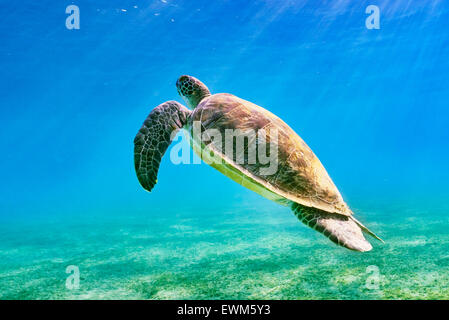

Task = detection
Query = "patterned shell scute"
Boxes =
[190,93,351,216]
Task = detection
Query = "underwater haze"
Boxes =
[1,0,449,299]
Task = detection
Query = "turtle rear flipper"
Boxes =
[292,203,373,252]
[134,101,191,192]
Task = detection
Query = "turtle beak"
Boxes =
[176,75,190,96]
[176,76,184,95]
[177,75,191,86]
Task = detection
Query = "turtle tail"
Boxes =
[291,203,374,252]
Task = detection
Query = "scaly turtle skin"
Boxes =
[134,75,382,251]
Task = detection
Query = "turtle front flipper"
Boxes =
[134,101,191,192]
[292,203,373,252]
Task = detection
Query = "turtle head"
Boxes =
[176,75,211,109]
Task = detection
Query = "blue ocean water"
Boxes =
[1,0,449,299]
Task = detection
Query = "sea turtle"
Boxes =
[134,75,383,251]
